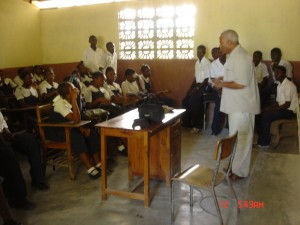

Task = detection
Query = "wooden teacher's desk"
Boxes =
[95,108,185,207]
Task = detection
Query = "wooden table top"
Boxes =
[95,108,185,133]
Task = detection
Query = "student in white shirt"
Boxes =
[104,67,124,106]
[182,45,211,134]
[257,66,298,147]
[47,82,101,179]
[105,42,117,73]
[13,68,25,87]
[39,68,58,103]
[253,51,269,108]
[253,51,269,88]
[121,69,141,97]
[0,70,17,95]
[32,65,44,84]
[85,71,122,118]
[82,35,107,73]
[76,61,93,87]
[262,47,293,108]
[14,70,40,108]
[209,48,226,135]
[270,47,293,80]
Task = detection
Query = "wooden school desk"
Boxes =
[95,108,185,207]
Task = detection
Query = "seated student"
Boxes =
[104,67,124,106]
[253,51,269,108]
[257,66,298,148]
[262,47,294,106]
[85,71,123,118]
[0,111,48,190]
[121,68,141,97]
[32,65,44,84]
[182,45,211,134]
[13,68,25,87]
[210,48,226,136]
[0,70,17,95]
[77,62,93,87]
[0,176,23,225]
[137,64,173,106]
[47,82,101,179]
[39,68,58,103]
[253,51,269,89]
[14,70,40,108]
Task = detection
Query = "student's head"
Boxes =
[20,70,33,87]
[32,65,42,75]
[125,68,136,83]
[92,71,105,87]
[271,48,282,63]
[18,68,25,76]
[196,45,206,60]
[105,67,116,84]
[106,42,115,54]
[211,47,220,60]
[141,64,151,78]
[274,66,286,82]
[89,35,97,47]
[76,62,88,76]
[219,29,239,55]
[44,68,55,83]
[253,51,263,66]
[58,82,74,100]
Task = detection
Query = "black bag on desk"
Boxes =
[138,104,165,122]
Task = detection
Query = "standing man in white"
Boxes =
[214,30,260,182]
[82,35,107,73]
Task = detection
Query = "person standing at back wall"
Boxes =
[82,35,107,73]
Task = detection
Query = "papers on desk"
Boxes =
[162,105,174,113]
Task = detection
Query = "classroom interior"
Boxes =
[1,0,300,224]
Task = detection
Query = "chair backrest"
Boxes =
[211,131,238,185]
[214,132,238,161]
[36,104,52,142]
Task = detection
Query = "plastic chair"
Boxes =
[171,132,239,224]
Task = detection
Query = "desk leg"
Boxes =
[101,130,107,201]
[143,133,149,207]
[128,137,133,182]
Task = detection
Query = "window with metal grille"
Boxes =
[118,5,195,60]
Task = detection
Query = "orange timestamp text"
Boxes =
[219,199,264,209]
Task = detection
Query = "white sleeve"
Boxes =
[261,63,269,78]
[54,102,72,118]
[0,112,8,132]
[14,87,24,100]
[39,82,47,95]
[83,87,92,103]
[121,82,129,96]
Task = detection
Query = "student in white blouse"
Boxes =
[121,68,141,97]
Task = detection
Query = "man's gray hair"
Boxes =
[221,29,239,43]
